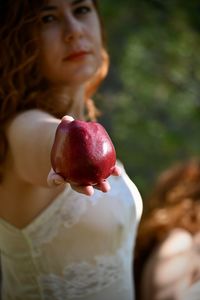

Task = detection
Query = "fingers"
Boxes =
[70,184,94,196]
[61,115,74,123]
[94,180,111,193]
[47,165,116,195]
[93,165,121,193]
[47,170,94,196]
[47,168,66,187]
[70,180,111,195]
[112,165,121,176]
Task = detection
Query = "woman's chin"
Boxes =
[65,68,99,86]
[46,64,100,87]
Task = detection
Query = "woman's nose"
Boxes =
[63,16,83,42]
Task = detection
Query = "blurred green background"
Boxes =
[94,0,200,201]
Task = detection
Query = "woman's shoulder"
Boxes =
[5,109,58,144]
[7,109,56,127]
[4,109,60,187]
[157,228,193,258]
[141,229,197,299]
[142,229,196,294]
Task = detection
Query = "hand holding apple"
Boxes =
[50,117,117,189]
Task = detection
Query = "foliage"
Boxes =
[95,0,200,199]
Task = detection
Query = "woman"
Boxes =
[134,159,200,300]
[0,1,143,299]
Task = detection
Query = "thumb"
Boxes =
[61,115,74,123]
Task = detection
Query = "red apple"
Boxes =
[51,119,116,185]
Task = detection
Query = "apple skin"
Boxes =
[51,119,116,185]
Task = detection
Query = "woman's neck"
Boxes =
[51,85,86,120]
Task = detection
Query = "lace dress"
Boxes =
[0,165,142,300]
[182,280,200,300]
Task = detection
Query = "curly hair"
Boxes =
[134,158,200,299]
[0,0,109,177]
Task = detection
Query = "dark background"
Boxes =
[95,0,200,201]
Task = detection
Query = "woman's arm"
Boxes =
[6,109,60,187]
[6,109,120,194]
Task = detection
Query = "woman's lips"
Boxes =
[64,51,91,61]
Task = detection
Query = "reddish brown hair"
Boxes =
[134,158,200,299]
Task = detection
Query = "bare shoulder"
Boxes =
[157,228,193,258]
[141,229,195,300]
[6,109,58,131]
[150,229,193,281]
[5,109,60,186]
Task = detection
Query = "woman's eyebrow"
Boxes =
[41,6,57,12]
[71,0,87,5]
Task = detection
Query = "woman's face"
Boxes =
[38,0,102,86]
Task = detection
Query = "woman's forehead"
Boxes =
[44,0,91,5]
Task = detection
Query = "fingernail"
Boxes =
[54,179,64,185]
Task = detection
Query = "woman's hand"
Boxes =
[47,165,121,196]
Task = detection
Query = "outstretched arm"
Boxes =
[6,110,120,195]
[6,109,59,186]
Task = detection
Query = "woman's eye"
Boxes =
[41,15,57,24]
[74,6,92,16]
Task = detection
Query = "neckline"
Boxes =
[0,186,71,234]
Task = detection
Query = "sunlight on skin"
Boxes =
[47,165,121,196]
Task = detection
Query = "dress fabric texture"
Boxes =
[182,280,200,300]
[0,164,142,300]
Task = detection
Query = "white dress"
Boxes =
[182,280,200,300]
[0,164,143,300]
